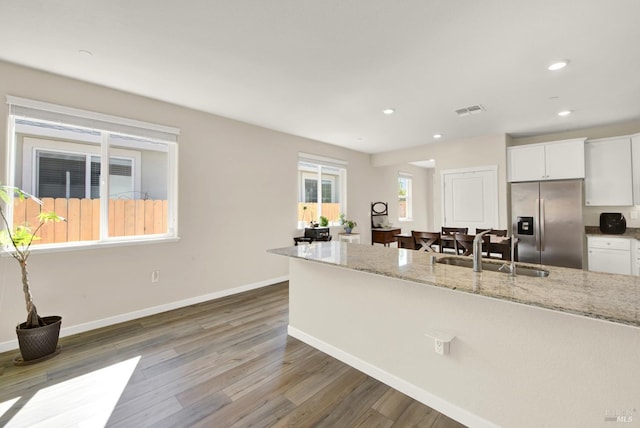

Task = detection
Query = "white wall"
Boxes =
[371,135,509,231]
[0,60,424,347]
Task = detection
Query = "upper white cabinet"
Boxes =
[585,137,633,206]
[507,138,585,182]
[507,144,545,182]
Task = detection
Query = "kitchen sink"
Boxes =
[436,257,550,277]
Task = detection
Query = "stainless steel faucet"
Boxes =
[473,229,492,272]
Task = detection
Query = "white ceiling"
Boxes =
[1,1,639,154]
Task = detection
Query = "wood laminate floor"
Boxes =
[0,282,466,427]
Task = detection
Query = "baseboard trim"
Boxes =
[0,275,288,354]
[287,325,496,428]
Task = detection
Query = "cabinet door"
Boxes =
[632,135,640,205]
[507,145,545,182]
[544,139,585,180]
[588,248,631,275]
[585,138,633,206]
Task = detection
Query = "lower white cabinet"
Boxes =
[633,240,640,276]
[587,236,632,275]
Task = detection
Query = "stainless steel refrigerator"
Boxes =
[511,180,583,269]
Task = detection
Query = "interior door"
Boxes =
[442,166,499,231]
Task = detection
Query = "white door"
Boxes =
[442,166,499,231]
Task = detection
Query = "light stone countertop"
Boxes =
[585,226,640,239]
[268,241,640,329]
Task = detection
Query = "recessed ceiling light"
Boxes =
[382,108,395,115]
[433,134,442,139]
[548,60,568,71]
[558,110,572,117]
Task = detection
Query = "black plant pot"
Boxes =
[15,315,62,364]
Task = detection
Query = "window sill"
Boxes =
[1,235,181,256]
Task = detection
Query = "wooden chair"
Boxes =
[487,236,511,260]
[412,231,441,252]
[441,227,468,253]
[442,227,468,235]
[475,228,508,237]
[454,233,489,257]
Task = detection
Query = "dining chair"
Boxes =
[487,236,511,259]
[441,227,468,253]
[442,227,468,235]
[411,231,441,252]
[475,228,508,237]
[454,233,489,257]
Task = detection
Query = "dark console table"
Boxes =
[371,228,401,246]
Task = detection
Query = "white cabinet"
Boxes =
[633,240,640,276]
[587,236,632,275]
[507,138,585,182]
[631,134,640,205]
[585,137,633,206]
[507,144,545,182]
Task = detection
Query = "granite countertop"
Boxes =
[585,226,640,239]
[269,241,640,329]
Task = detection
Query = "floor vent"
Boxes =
[455,104,485,117]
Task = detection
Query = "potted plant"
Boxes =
[339,213,357,234]
[319,216,329,227]
[0,184,64,364]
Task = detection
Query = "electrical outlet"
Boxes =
[425,330,454,356]
[151,270,160,283]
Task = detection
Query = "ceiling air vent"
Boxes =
[455,104,485,117]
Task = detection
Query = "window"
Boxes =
[23,137,141,199]
[398,174,412,221]
[5,96,179,248]
[298,154,347,227]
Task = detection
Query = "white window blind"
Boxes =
[7,96,180,142]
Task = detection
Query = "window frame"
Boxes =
[398,173,413,221]
[297,153,347,229]
[4,96,180,251]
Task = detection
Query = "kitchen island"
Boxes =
[269,242,640,428]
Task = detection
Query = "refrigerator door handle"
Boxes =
[540,198,545,251]
[535,198,541,251]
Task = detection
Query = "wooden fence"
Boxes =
[297,203,341,223]
[12,197,168,245]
